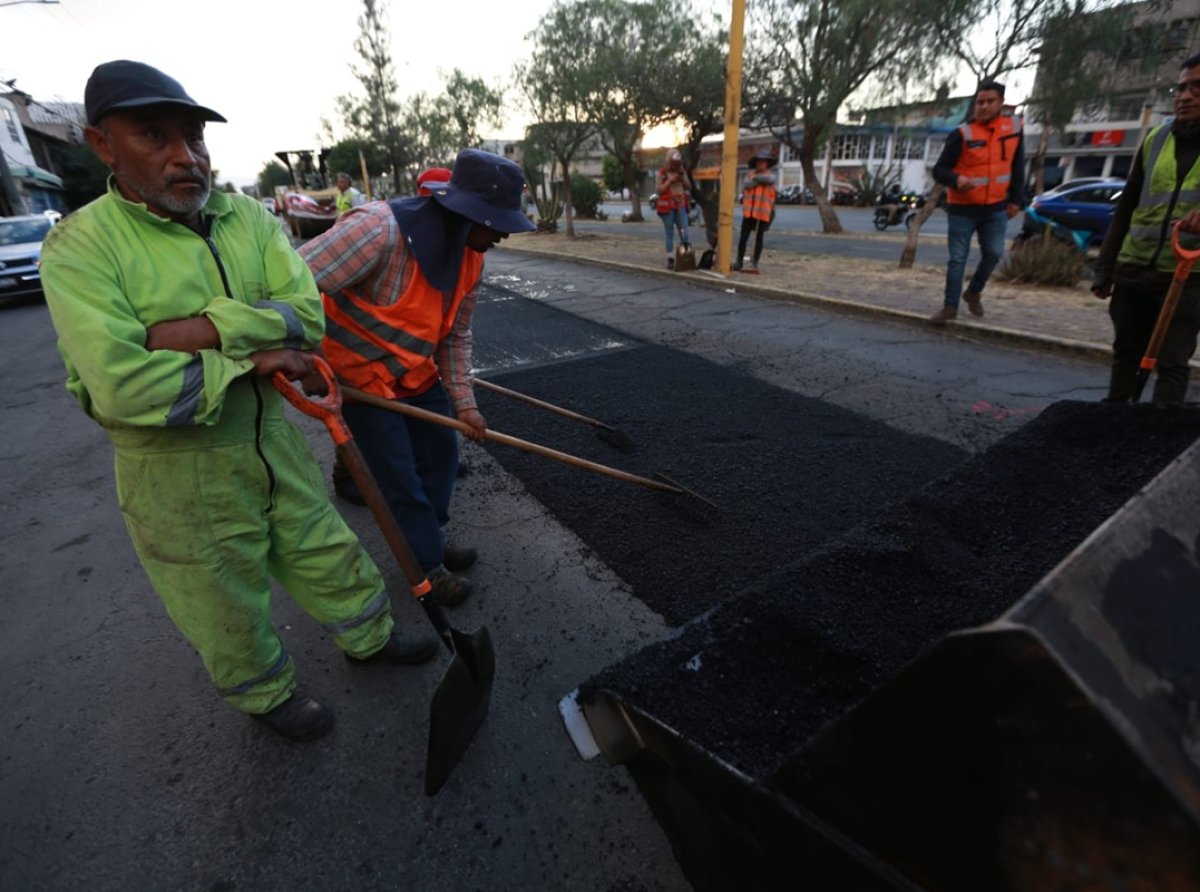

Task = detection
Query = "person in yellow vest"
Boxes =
[734,150,778,273]
[1092,53,1200,403]
[334,172,366,215]
[929,81,1024,326]
[300,149,536,607]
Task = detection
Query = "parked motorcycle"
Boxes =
[873,191,926,230]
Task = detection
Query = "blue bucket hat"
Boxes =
[85,60,226,126]
[428,149,535,234]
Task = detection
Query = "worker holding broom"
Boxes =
[39,60,438,744]
[1092,51,1200,403]
[300,149,536,608]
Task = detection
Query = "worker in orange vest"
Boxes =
[734,151,778,273]
[300,149,536,607]
[929,81,1024,326]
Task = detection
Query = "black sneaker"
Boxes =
[346,632,439,667]
[251,694,334,741]
[442,543,478,572]
[429,568,472,607]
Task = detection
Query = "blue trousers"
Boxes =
[944,209,1008,309]
[341,381,459,573]
[660,208,690,254]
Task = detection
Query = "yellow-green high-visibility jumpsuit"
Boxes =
[41,181,395,714]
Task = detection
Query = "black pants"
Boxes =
[737,218,770,265]
[1107,280,1200,403]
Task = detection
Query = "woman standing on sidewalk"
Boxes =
[734,151,778,273]
[655,149,693,269]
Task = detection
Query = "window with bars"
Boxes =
[831,134,871,160]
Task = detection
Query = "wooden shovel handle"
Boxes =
[342,386,682,495]
[470,376,615,431]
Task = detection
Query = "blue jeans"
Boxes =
[341,380,459,573]
[660,208,689,254]
[944,209,1008,309]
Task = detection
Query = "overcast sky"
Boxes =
[0,0,554,187]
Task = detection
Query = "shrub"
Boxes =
[997,234,1086,287]
[570,173,603,219]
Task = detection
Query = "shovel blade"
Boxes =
[424,625,496,796]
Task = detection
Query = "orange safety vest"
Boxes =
[742,183,776,222]
[321,251,484,399]
[946,114,1022,207]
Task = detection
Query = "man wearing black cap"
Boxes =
[300,149,536,607]
[39,60,437,744]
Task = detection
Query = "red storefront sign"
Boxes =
[1090,130,1124,147]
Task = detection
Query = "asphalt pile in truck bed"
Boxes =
[581,400,1200,779]
[474,344,967,627]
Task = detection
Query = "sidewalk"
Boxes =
[504,222,1116,362]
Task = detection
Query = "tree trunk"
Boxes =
[623,158,644,222]
[800,147,843,235]
[561,155,576,238]
[898,181,945,269]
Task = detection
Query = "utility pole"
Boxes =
[715,0,746,274]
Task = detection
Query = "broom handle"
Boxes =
[342,386,680,495]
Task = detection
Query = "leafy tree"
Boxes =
[256,160,292,198]
[745,0,974,234]
[339,0,410,184]
[52,142,108,210]
[516,0,605,237]
[601,154,624,194]
[438,69,505,151]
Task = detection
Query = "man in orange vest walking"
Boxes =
[929,81,1024,326]
[301,149,536,606]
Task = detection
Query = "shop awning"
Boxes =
[9,164,63,189]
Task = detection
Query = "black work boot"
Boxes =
[429,568,473,607]
[442,542,478,572]
[251,693,334,742]
[346,632,439,667]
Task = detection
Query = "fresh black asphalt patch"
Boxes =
[474,341,968,627]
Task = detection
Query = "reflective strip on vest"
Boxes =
[947,116,1020,207]
[321,250,483,399]
[166,356,205,426]
[742,184,776,222]
[1119,124,1200,272]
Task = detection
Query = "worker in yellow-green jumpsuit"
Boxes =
[40,60,438,743]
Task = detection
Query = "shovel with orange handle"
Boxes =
[273,356,495,796]
[1131,221,1200,403]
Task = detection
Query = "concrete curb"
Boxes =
[502,243,1114,365]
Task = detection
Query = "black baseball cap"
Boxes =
[84,60,226,126]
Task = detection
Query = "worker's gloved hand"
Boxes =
[457,408,487,442]
[1179,209,1200,234]
[1091,279,1113,300]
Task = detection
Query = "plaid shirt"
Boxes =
[299,201,479,412]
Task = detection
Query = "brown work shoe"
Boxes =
[928,306,958,326]
[963,291,984,317]
[251,693,334,741]
[429,568,473,607]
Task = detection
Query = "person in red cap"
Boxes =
[417,167,452,196]
[301,148,536,607]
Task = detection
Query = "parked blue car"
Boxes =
[1018,178,1125,249]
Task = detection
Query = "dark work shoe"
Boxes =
[429,568,473,607]
[963,291,984,317]
[928,306,958,326]
[346,632,439,667]
[442,542,478,572]
[251,694,334,742]
[332,472,366,506]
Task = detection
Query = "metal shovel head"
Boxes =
[425,624,496,796]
